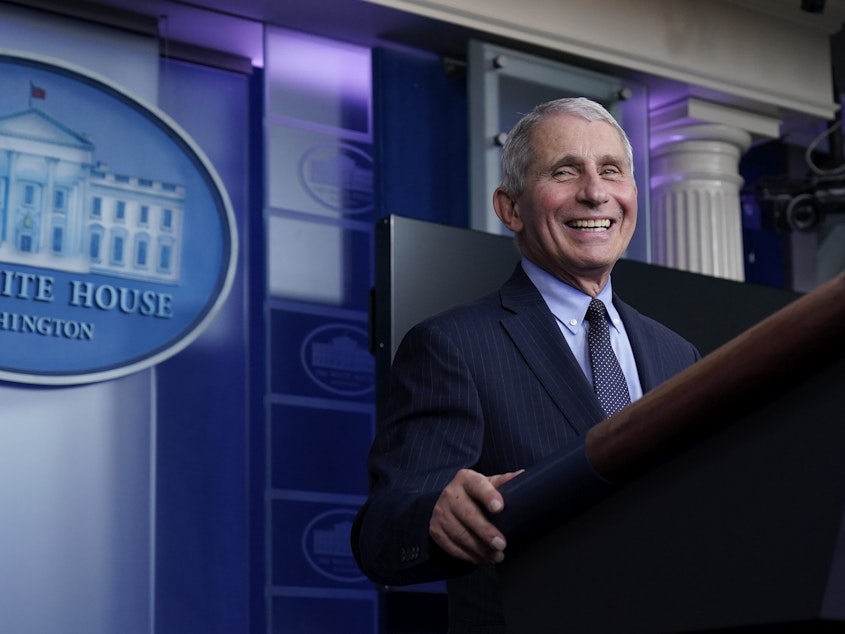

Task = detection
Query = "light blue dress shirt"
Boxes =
[521,258,644,403]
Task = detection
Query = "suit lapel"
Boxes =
[499,266,605,434]
[615,296,661,392]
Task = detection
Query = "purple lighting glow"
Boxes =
[266,28,372,135]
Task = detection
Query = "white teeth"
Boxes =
[567,219,611,231]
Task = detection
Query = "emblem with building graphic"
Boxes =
[302,509,365,583]
[0,107,184,284]
[301,323,374,396]
[0,53,236,385]
[299,142,373,214]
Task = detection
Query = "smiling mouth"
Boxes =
[566,219,612,231]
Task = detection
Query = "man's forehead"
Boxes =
[531,116,626,158]
[533,113,617,139]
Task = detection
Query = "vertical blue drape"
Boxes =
[154,58,252,634]
[373,47,469,228]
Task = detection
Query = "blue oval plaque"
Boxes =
[0,52,237,385]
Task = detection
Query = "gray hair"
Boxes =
[498,97,634,196]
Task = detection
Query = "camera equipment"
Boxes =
[752,174,845,232]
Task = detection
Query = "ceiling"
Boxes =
[6,0,485,68]
[11,0,845,71]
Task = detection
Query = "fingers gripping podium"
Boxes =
[494,273,845,633]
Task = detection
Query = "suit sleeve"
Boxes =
[351,319,483,586]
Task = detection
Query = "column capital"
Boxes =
[650,123,751,190]
[650,97,781,141]
[651,122,752,155]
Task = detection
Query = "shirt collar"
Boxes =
[521,258,623,335]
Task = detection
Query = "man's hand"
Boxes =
[429,468,523,565]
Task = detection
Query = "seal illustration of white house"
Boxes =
[0,52,236,385]
[0,106,184,285]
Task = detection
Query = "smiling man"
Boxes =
[352,97,700,633]
[493,100,637,298]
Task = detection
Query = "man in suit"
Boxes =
[352,97,700,632]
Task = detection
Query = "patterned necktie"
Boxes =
[585,298,631,417]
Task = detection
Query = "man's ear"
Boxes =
[493,188,523,232]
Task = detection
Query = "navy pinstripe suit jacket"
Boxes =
[352,263,700,633]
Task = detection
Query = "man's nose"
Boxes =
[576,172,610,206]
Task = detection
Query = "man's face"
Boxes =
[495,112,638,295]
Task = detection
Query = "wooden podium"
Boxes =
[497,273,845,633]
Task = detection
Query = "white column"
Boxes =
[649,122,752,281]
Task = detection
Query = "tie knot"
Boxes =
[586,298,607,325]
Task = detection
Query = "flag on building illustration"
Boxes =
[29,81,46,100]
